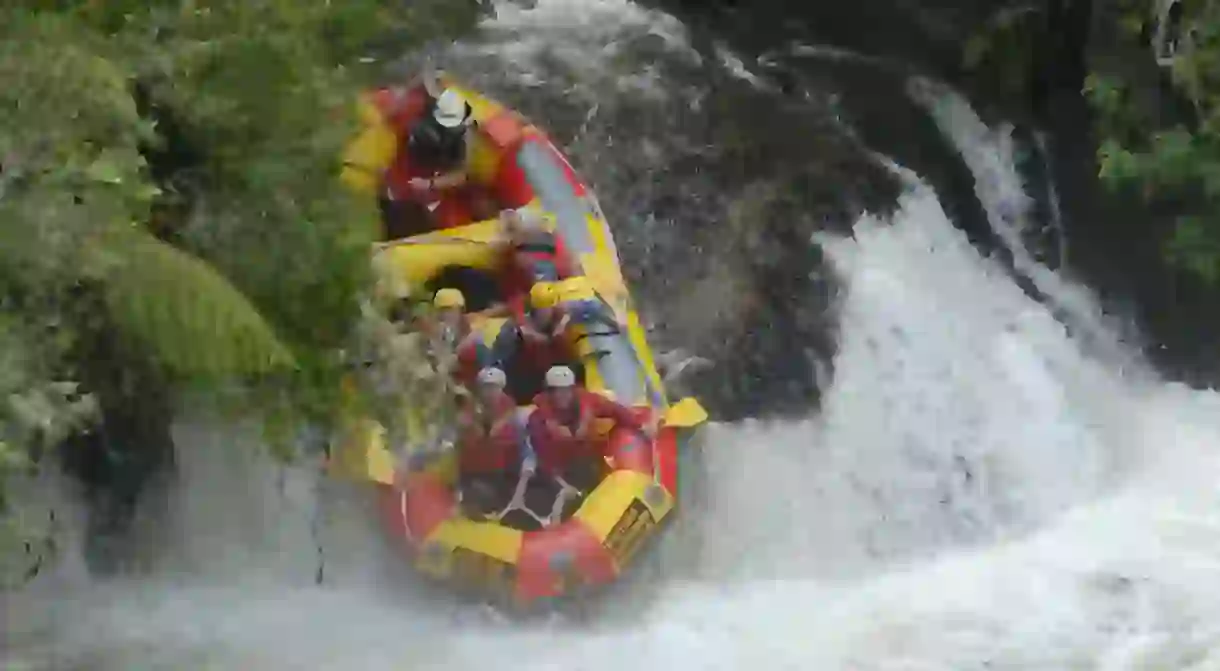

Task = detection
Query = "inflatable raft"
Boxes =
[330,79,708,608]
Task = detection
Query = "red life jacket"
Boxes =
[376,84,466,208]
[383,153,440,204]
[500,231,577,300]
[510,305,571,371]
[527,390,640,475]
[453,329,489,386]
[458,392,521,475]
[371,85,431,135]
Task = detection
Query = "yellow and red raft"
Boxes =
[329,79,708,608]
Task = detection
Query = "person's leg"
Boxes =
[487,466,523,512]
[459,472,500,517]
[564,456,607,493]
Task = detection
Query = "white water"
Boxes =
[8,1,1220,669]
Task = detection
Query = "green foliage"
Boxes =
[1085,0,1220,284]
[0,0,482,581]
[962,0,1220,285]
[100,231,295,378]
[959,4,1042,103]
[1083,73,1147,142]
[0,314,96,588]
[962,5,1040,69]
[1166,214,1220,283]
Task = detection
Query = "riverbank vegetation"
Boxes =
[0,1,481,585]
[1083,0,1220,284]
[962,0,1220,284]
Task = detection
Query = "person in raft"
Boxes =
[477,207,578,319]
[422,288,471,349]
[456,366,530,518]
[527,366,654,516]
[516,282,574,366]
[379,81,496,235]
[421,288,487,387]
[490,281,577,403]
[369,66,444,136]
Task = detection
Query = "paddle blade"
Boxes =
[663,397,708,429]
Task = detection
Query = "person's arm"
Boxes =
[488,396,517,435]
[546,417,572,438]
[429,169,468,190]
[518,317,547,344]
[474,302,511,319]
[549,312,572,339]
[591,394,643,431]
[573,400,596,440]
[455,327,484,353]
[407,171,463,193]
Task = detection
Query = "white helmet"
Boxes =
[477,367,507,387]
[544,366,576,388]
[433,89,467,128]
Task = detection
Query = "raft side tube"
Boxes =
[513,139,663,409]
[372,219,503,292]
[387,461,676,604]
[340,94,398,194]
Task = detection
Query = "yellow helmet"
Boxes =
[529,282,559,309]
[433,288,465,310]
[558,275,593,301]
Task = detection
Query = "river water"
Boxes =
[6,0,1220,668]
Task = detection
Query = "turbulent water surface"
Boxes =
[7,0,1220,669]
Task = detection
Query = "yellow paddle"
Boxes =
[662,396,708,429]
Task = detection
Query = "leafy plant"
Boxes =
[958,4,1043,104]
[1083,0,1220,284]
[0,0,483,581]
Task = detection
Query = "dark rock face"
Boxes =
[443,25,904,421]
[57,324,175,576]
[641,0,1220,391]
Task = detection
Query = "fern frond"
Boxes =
[98,231,296,379]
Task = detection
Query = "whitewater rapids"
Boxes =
[8,1,1220,669]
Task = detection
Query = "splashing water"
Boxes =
[7,1,1220,669]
